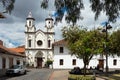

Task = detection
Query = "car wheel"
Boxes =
[24,70,26,74]
[18,71,21,75]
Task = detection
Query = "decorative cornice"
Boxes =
[45,18,53,21]
[24,32,36,34]
[44,32,55,35]
[26,17,35,20]
[25,48,53,50]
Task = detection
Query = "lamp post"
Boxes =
[102,22,112,73]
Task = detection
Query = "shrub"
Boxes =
[68,74,95,80]
[45,60,53,67]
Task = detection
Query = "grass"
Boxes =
[69,73,120,80]
[97,73,120,80]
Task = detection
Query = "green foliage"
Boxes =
[109,30,120,56]
[62,25,104,75]
[41,0,84,25]
[90,0,120,22]
[41,0,120,24]
[68,74,95,80]
[0,0,15,14]
[46,60,53,65]
[41,0,48,9]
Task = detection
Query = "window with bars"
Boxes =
[59,47,64,53]
[59,59,63,65]
[72,59,76,65]
[2,57,6,69]
[17,60,20,65]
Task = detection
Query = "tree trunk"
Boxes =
[83,61,87,76]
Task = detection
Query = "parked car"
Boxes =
[6,65,27,76]
[69,67,81,74]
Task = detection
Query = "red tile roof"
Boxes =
[53,39,67,46]
[0,45,25,57]
[9,48,25,54]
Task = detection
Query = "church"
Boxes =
[25,12,55,68]
[24,12,120,69]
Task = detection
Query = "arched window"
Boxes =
[113,59,117,65]
[29,21,31,26]
[28,40,31,47]
[48,40,51,47]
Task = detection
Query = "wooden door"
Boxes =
[37,58,42,68]
[98,59,104,69]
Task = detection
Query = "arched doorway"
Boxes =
[35,51,43,68]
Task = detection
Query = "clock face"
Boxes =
[37,40,42,46]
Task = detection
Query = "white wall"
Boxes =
[0,54,25,69]
[53,45,120,69]
[106,56,120,69]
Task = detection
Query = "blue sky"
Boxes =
[0,0,120,48]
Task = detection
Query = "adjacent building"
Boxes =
[53,39,120,69]
[0,40,25,76]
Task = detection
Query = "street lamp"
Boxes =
[102,22,112,73]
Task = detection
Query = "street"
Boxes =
[0,68,53,80]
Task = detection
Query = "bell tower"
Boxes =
[25,12,36,49]
[45,14,54,32]
[44,15,55,48]
[25,12,36,32]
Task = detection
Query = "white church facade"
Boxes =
[25,12,120,69]
[25,12,55,68]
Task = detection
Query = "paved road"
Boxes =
[0,68,53,80]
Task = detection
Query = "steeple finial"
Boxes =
[26,12,35,20]
[48,12,52,18]
[28,12,32,18]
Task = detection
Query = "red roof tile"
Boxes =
[0,45,25,57]
[53,39,67,46]
[9,48,25,54]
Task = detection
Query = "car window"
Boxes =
[10,65,21,69]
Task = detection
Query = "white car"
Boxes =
[6,65,27,75]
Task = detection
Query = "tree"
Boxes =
[62,25,104,75]
[0,0,15,14]
[110,30,120,56]
[41,0,120,25]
